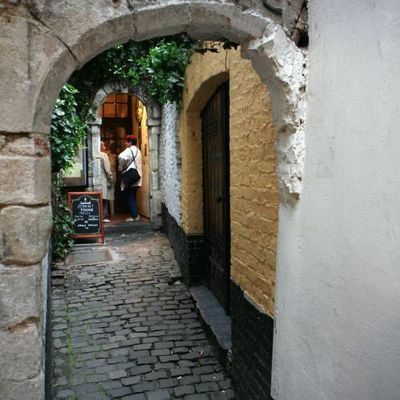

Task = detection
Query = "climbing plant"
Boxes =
[51,175,75,260]
[69,35,239,120]
[137,38,197,104]
[50,84,87,174]
[50,84,87,260]
[69,34,201,118]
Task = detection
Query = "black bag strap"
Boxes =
[132,147,138,169]
[124,147,138,171]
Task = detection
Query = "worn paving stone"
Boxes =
[51,227,235,399]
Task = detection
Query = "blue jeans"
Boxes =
[125,187,138,218]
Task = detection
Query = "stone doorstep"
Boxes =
[104,220,154,235]
[190,286,232,371]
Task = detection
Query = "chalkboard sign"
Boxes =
[68,192,104,243]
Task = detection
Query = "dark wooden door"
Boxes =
[201,82,230,312]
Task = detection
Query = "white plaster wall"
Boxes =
[160,102,182,225]
[272,1,400,399]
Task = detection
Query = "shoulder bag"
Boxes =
[121,148,141,187]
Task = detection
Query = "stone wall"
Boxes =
[179,45,279,316]
[160,102,182,225]
[0,134,52,400]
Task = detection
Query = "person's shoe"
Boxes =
[103,218,111,223]
[132,215,140,222]
[125,217,134,222]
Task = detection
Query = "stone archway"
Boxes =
[0,2,306,399]
[88,81,162,228]
[25,1,307,198]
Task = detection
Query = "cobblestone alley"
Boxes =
[51,224,235,400]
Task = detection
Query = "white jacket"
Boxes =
[118,145,142,190]
[100,152,115,200]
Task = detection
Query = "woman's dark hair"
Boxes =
[127,137,137,145]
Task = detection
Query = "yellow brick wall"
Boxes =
[180,45,279,316]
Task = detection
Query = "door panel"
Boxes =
[201,82,230,312]
[136,106,150,218]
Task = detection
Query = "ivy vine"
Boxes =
[50,84,87,259]
[70,34,200,119]
[50,84,87,174]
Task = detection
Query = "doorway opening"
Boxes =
[98,93,150,220]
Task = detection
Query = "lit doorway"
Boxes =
[98,93,150,219]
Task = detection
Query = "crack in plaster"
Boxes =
[7,373,42,383]
[0,203,50,209]
[1,258,48,267]
[7,316,39,333]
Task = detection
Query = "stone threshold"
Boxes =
[190,286,232,371]
[104,219,153,235]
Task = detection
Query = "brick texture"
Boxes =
[161,204,206,285]
[178,45,279,316]
[229,47,279,316]
[230,281,273,400]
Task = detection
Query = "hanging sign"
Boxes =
[68,192,105,243]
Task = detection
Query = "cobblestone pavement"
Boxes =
[51,227,235,400]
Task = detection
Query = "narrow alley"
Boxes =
[3,2,400,400]
[50,223,235,400]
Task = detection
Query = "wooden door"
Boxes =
[201,82,230,312]
[136,106,150,218]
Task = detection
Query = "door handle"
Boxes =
[217,195,223,203]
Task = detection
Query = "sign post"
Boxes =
[68,192,105,244]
